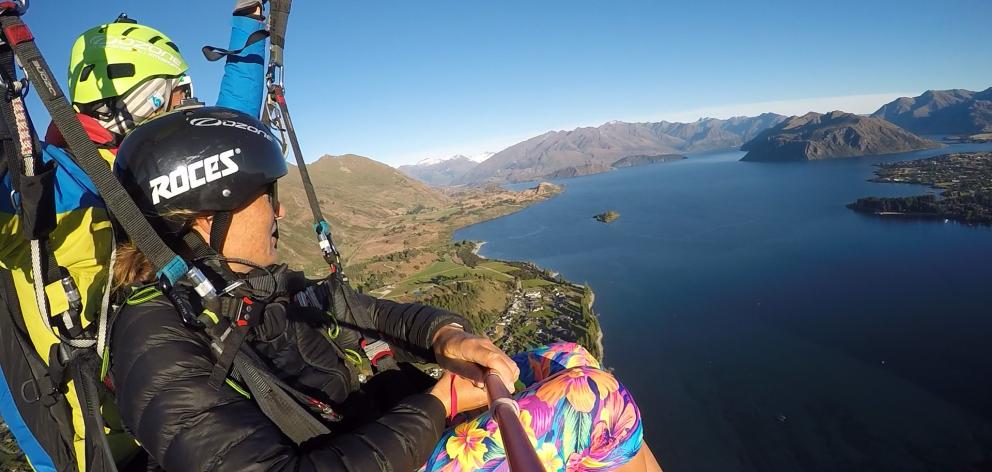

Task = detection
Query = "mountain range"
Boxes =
[397,155,479,186]
[454,114,786,184]
[871,87,992,135]
[395,86,990,185]
[741,111,939,162]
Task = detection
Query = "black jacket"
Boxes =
[110,287,468,471]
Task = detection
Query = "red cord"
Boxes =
[448,373,458,423]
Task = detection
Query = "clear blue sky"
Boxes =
[25,0,992,166]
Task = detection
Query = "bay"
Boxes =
[454,143,992,471]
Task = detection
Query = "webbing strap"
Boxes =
[267,0,291,68]
[208,322,248,390]
[68,349,117,472]
[0,14,189,286]
[0,270,77,466]
[181,231,243,293]
[209,211,232,253]
[262,2,398,372]
[0,42,90,346]
[272,87,398,371]
[271,87,326,230]
[201,29,269,63]
[232,351,331,444]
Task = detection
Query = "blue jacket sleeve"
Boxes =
[215,15,267,117]
[1,144,102,218]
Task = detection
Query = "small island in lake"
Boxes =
[848,152,992,224]
[594,210,620,223]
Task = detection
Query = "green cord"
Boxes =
[225,378,251,399]
[99,346,110,380]
[201,309,219,324]
[125,286,162,305]
[325,311,340,339]
[343,349,362,365]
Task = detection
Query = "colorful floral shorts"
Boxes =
[423,342,643,471]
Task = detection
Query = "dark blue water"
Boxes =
[455,144,992,472]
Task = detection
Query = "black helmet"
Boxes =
[115,106,287,251]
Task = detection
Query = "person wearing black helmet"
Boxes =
[108,105,522,471]
[109,104,655,471]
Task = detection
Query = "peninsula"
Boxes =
[612,153,686,168]
[273,157,603,362]
[848,152,992,224]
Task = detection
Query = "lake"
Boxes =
[454,143,992,471]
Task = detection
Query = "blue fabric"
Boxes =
[41,144,105,214]
[215,15,267,117]
[0,144,104,217]
[0,364,57,472]
[0,171,13,215]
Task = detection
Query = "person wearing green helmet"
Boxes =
[45,2,268,149]
[66,15,192,137]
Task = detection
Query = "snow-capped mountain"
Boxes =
[414,152,494,167]
[467,151,495,163]
[399,154,481,186]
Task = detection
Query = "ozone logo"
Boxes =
[188,117,275,143]
[88,36,183,69]
[149,148,240,205]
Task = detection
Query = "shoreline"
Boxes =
[471,241,487,258]
[457,204,606,361]
[587,289,605,361]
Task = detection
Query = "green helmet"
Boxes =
[68,17,189,106]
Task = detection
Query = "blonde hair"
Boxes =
[111,209,208,291]
[112,242,156,291]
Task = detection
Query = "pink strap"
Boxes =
[448,373,458,423]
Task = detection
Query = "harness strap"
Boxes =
[0,39,94,347]
[206,296,263,389]
[332,269,399,372]
[181,231,242,292]
[0,269,78,466]
[231,351,331,444]
[67,348,117,472]
[267,0,291,68]
[208,323,249,390]
[261,1,399,371]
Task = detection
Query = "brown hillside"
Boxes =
[276,154,449,272]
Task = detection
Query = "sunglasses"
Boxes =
[168,74,194,110]
[266,182,281,214]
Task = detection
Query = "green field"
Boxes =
[385,255,516,298]
[521,278,554,289]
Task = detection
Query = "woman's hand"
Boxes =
[432,325,520,393]
[428,371,489,417]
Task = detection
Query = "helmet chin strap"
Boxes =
[179,230,299,301]
[209,211,233,253]
[273,219,280,248]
